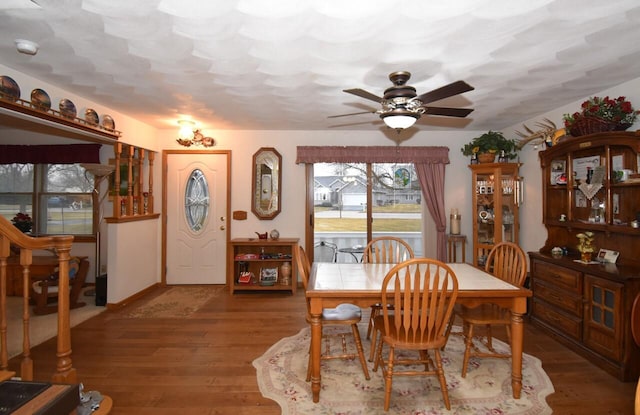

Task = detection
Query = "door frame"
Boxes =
[161,149,232,286]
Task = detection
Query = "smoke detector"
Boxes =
[15,39,39,55]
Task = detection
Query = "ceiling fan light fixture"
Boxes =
[381,111,419,129]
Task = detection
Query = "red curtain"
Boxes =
[0,144,101,164]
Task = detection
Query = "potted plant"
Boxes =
[11,212,32,233]
[576,231,596,262]
[460,131,518,163]
[563,96,639,137]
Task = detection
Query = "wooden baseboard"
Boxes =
[104,282,161,310]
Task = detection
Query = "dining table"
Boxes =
[307,261,532,403]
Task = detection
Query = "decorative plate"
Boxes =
[85,108,99,126]
[59,98,77,119]
[0,75,21,101]
[478,210,493,222]
[30,88,51,111]
[102,114,115,131]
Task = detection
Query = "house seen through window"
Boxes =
[0,163,94,236]
[313,162,423,261]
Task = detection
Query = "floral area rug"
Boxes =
[253,325,554,415]
[125,285,224,318]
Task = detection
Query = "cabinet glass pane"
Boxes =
[592,286,602,303]
[605,290,614,307]
[476,172,495,245]
[605,310,614,328]
[592,306,602,323]
[501,173,516,243]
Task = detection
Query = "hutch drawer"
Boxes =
[532,298,582,341]
[532,280,582,316]
[532,260,581,294]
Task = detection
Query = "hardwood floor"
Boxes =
[8,286,636,414]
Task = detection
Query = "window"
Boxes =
[0,163,94,236]
[313,162,423,261]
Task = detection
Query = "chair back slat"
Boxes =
[485,241,527,286]
[363,236,414,264]
[382,259,458,346]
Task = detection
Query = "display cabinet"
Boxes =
[530,130,640,382]
[537,131,640,263]
[469,162,521,267]
[228,238,298,294]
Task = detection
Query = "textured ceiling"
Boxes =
[1,0,640,132]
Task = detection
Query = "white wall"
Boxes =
[3,61,640,302]
[155,129,482,261]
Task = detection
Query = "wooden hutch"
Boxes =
[530,131,640,381]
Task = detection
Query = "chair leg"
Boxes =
[461,322,475,378]
[442,314,455,351]
[351,324,370,380]
[373,334,384,372]
[366,305,378,339]
[434,349,451,410]
[369,324,378,362]
[383,347,395,412]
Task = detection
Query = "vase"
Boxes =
[580,251,593,263]
[280,262,291,285]
[477,153,496,163]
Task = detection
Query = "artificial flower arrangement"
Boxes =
[563,96,639,136]
[11,212,33,233]
[460,130,518,159]
[576,231,596,261]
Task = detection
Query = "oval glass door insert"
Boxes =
[185,169,210,232]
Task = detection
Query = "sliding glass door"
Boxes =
[312,162,423,262]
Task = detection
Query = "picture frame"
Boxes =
[550,159,567,185]
[597,248,619,264]
[260,267,278,283]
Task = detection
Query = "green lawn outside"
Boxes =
[314,218,421,232]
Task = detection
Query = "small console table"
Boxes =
[447,234,467,263]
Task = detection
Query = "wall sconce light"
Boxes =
[176,120,215,147]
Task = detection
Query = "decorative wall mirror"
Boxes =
[252,147,281,220]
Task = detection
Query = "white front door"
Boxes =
[164,151,229,284]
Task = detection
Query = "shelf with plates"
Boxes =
[0,95,121,142]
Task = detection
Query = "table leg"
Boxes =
[309,298,323,403]
[510,310,524,399]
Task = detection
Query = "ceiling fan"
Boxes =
[330,71,474,130]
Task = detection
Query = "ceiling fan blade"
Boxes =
[416,80,474,104]
[343,88,383,103]
[422,106,474,118]
[328,110,376,119]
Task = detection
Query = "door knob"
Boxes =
[220,225,226,230]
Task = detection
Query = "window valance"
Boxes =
[0,144,101,164]
[296,146,449,164]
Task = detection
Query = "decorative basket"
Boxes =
[477,152,496,163]
[568,117,630,137]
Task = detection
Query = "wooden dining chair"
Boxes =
[455,241,527,377]
[372,258,459,411]
[363,236,414,361]
[30,256,89,315]
[296,246,370,381]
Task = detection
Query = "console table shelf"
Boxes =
[228,238,298,294]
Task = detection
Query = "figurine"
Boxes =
[255,232,268,239]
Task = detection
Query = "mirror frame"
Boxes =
[251,147,282,220]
